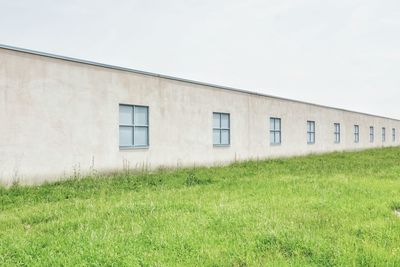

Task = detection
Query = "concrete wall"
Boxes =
[1,46,399,185]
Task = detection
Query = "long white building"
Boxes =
[1,44,399,185]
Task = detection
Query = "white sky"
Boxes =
[1,0,399,118]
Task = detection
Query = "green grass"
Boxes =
[1,148,400,266]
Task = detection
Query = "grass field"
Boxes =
[1,148,400,266]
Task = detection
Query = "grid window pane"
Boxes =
[213,113,220,128]
[308,132,315,144]
[221,130,230,145]
[276,120,281,130]
[308,122,315,132]
[213,129,220,145]
[270,118,275,130]
[134,106,148,125]
[275,132,281,144]
[270,132,275,144]
[134,126,148,146]
[119,105,133,125]
[119,126,133,147]
[221,114,230,129]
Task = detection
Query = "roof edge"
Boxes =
[1,43,399,122]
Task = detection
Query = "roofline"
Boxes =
[1,43,399,122]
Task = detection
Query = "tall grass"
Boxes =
[1,147,400,266]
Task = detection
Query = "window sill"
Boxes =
[270,143,281,146]
[119,146,149,150]
[213,144,230,147]
[307,142,315,145]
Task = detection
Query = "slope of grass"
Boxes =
[1,148,400,266]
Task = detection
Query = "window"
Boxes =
[370,126,374,143]
[393,128,396,142]
[382,127,386,142]
[270,117,281,145]
[119,104,149,148]
[354,125,359,143]
[334,123,341,143]
[307,121,315,144]
[213,112,230,145]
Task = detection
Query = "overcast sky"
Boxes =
[1,0,400,118]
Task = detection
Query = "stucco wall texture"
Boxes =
[1,46,399,185]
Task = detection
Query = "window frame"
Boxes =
[307,121,315,144]
[119,104,149,149]
[393,128,396,142]
[334,123,341,144]
[354,125,360,143]
[370,126,374,143]
[270,117,282,145]
[382,127,386,142]
[213,112,230,146]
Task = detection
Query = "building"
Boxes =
[1,44,399,185]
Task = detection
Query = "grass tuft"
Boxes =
[185,171,213,186]
[391,201,400,211]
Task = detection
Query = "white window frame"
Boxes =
[370,126,374,143]
[119,104,149,149]
[307,121,315,144]
[334,123,341,144]
[270,117,282,145]
[354,125,360,143]
[393,128,396,142]
[382,127,386,142]
[213,112,230,146]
